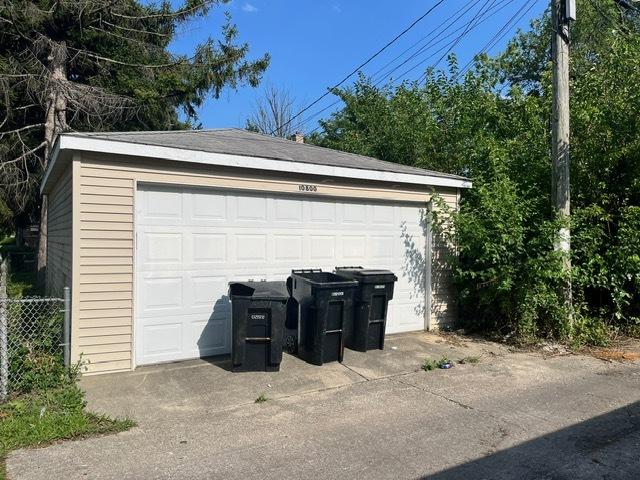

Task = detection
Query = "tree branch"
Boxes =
[111,0,217,20]
[99,18,171,38]
[0,123,44,138]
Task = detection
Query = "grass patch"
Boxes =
[422,356,452,371]
[255,393,268,403]
[0,385,134,478]
[421,358,439,371]
[458,356,481,364]
[6,269,41,298]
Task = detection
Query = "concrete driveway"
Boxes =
[7,332,640,479]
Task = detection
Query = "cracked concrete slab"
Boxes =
[7,332,640,480]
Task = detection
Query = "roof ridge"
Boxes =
[67,128,237,137]
[220,129,467,180]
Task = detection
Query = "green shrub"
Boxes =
[421,358,438,371]
[570,315,611,349]
[255,393,268,403]
[6,303,69,395]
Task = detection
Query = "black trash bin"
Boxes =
[290,269,358,365]
[228,281,288,372]
[283,277,299,354]
[334,267,398,352]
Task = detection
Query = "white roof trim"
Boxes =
[42,135,472,193]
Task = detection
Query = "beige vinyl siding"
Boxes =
[46,164,73,297]
[75,163,134,374]
[429,190,458,329]
[74,152,460,374]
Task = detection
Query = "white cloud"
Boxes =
[242,3,258,13]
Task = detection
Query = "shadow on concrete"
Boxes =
[421,400,640,480]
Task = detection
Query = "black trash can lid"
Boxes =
[290,269,358,288]
[334,266,398,283]
[228,281,289,300]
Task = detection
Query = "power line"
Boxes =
[428,0,501,75]
[382,0,514,86]
[301,0,515,133]
[456,0,541,79]
[302,0,518,134]
[271,0,447,135]
[296,0,486,133]
[368,0,486,82]
[377,0,516,85]
[304,1,542,136]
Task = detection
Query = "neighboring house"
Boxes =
[41,129,471,375]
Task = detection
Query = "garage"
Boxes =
[41,128,471,374]
[136,184,427,365]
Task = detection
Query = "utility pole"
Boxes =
[551,0,575,329]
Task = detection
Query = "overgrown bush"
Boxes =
[311,1,640,346]
[573,206,640,331]
[431,188,569,342]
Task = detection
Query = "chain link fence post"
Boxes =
[1,257,8,401]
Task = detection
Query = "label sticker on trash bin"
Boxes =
[331,291,344,297]
[374,285,385,289]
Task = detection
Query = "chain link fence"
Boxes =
[1,257,71,400]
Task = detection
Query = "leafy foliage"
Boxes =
[312,0,640,344]
[0,0,270,226]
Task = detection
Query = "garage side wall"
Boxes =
[46,164,73,297]
[430,192,459,329]
[74,152,460,374]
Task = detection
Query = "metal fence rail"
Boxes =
[0,257,71,400]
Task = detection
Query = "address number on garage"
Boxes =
[298,184,318,192]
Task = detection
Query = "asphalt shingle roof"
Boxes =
[66,128,467,181]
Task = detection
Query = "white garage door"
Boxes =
[135,184,427,365]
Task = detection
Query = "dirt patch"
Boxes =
[584,336,640,363]
[588,349,640,362]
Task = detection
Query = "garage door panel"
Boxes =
[367,236,395,260]
[139,275,183,315]
[274,235,303,261]
[188,315,229,357]
[192,233,226,263]
[140,322,182,359]
[371,204,395,225]
[192,276,227,307]
[236,196,267,222]
[342,236,366,260]
[387,302,424,333]
[309,235,336,260]
[342,202,366,224]
[142,232,182,266]
[192,191,226,221]
[308,201,336,224]
[274,198,303,222]
[136,184,428,366]
[142,189,183,221]
[235,234,267,261]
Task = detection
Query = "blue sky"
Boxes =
[169,0,547,132]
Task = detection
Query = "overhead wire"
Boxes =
[300,0,517,133]
[270,0,448,135]
[303,0,524,135]
[455,0,541,79]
